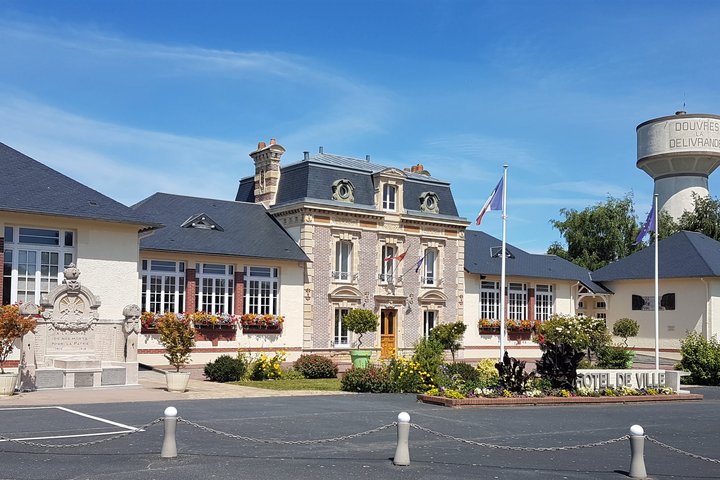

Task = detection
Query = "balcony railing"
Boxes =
[332,271,356,281]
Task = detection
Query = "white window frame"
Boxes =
[595,312,607,320]
[196,263,235,314]
[534,284,554,321]
[244,266,279,315]
[596,301,607,309]
[480,281,500,320]
[3,226,75,305]
[333,240,353,282]
[423,310,437,338]
[380,245,396,284]
[508,282,528,320]
[382,184,397,211]
[334,307,350,346]
[141,260,185,314]
[422,248,438,286]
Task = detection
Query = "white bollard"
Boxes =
[393,412,410,466]
[628,424,647,479]
[161,406,178,458]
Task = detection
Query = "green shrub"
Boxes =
[612,318,639,347]
[597,345,635,369]
[340,365,391,392]
[535,342,585,390]
[443,362,480,383]
[385,357,434,393]
[429,321,467,362]
[679,332,720,385]
[537,314,610,361]
[411,337,444,380]
[204,354,248,382]
[293,354,338,379]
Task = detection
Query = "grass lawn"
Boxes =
[231,378,342,391]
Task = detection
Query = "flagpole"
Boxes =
[499,165,508,360]
[654,193,659,370]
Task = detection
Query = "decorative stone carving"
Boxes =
[40,263,100,330]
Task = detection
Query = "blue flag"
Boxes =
[414,256,425,273]
[634,202,656,245]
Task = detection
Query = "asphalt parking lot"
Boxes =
[1,386,719,479]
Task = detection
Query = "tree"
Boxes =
[343,309,379,348]
[676,194,720,241]
[548,194,641,270]
[429,321,467,363]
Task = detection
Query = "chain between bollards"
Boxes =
[628,424,647,479]
[393,411,410,466]
[161,406,178,458]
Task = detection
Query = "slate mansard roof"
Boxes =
[592,230,720,281]
[0,142,157,227]
[236,152,463,219]
[132,193,309,262]
[464,230,607,293]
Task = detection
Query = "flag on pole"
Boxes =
[634,202,656,245]
[414,256,425,273]
[384,249,408,262]
[476,176,504,225]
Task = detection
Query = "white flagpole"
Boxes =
[499,165,508,360]
[654,193,660,370]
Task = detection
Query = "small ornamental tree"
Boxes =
[156,313,196,372]
[343,309,379,348]
[613,318,639,347]
[429,321,467,363]
[0,304,37,374]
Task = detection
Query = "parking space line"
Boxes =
[0,405,140,442]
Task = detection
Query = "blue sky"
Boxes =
[2,0,720,253]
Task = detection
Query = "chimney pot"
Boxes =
[270,138,277,145]
[257,141,266,149]
[319,146,324,154]
[303,151,309,161]
[366,155,370,162]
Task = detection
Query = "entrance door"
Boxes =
[380,309,397,359]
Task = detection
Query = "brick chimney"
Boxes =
[405,163,430,176]
[249,138,285,207]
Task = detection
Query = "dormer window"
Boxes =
[181,213,223,231]
[419,192,439,213]
[383,184,397,211]
[332,179,355,203]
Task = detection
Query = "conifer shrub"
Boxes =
[293,354,338,379]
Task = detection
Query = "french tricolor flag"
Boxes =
[475,176,504,225]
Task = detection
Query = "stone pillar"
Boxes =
[528,288,535,322]
[234,271,244,315]
[186,268,197,313]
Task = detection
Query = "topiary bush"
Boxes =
[678,332,720,385]
[340,365,391,392]
[342,309,379,348]
[293,354,338,379]
[612,318,639,347]
[204,354,248,382]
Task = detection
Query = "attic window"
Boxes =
[419,192,439,213]
[181,213,224,232]
[332,179,355,203]
[490,246,514,259]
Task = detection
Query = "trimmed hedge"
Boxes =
[204,355,248,382]
[293,354,339,379]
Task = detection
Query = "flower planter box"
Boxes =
[242,325,283,334]
[508,330,532,340]
[194,326,237,346]
[417,393,705,408]
[478,328,501,335]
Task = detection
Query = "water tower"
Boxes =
[637,112,720,219]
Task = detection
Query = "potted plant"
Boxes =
[342,308,379,368]
[240,313,284,333]
[155,312,196,392]
[0,304,37,396]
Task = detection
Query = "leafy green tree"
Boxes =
[343,309,379,348]
[429,321,467,363]
[676,194,720,241]
[548,194,641,270]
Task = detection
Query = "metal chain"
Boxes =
[0,418,163,449]
[178,418,397,445]
[410,424,629,452]
[646,436,720,464]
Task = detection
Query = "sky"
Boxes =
[2,0,720,253]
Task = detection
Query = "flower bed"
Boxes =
[418,391,704,407]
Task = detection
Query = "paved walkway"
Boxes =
[0,368,348,406]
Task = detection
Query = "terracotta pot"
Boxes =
[165,371,191,392]
[0,373,18,396]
